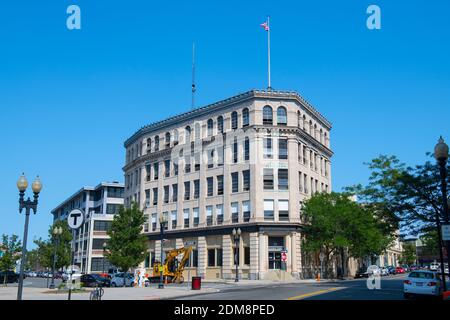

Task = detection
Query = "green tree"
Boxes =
[302,192,394,278]
[106,203,147,285]
[0,234,22,286]
[400,243,417,266]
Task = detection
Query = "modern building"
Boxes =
[123,89,333,280]
[51,182,124,274]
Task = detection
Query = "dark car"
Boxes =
[354,267,369,279]
[80,274,111,287]
[0,271,19,283]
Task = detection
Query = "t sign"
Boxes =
[68,209,84,230]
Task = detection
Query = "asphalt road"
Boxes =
[177,275,408,300]
[7,277,63,289]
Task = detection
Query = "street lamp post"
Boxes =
[102,242,107,274]
[158,212,168,289]
[16,174,42,300]
[435,137,450,291]
[232,228,241,283]
[49,226,63,289]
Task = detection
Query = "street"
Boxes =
[7,277,63,289]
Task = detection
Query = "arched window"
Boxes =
[217,116,224,133]
[165,132,171,148]
[263,106,273,125]
[231,111,238,130]
[277,106,287,125]
[146,138,152,153]
[185,126,191,143]
[207,119,214,136]
[173,129,179,146]
[154,136,160,151]
[242,108,249,127]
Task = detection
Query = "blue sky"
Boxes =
[1,0,449,244]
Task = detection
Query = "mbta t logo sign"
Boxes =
[67,209,84,230]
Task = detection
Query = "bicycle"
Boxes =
[89,284,104,301]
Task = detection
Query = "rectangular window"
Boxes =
[161,212,168,231]
[174,163,179,176]
[278,169,289,190]
[106,204,120,215]
[231,172,239,193]
[153,163,159,180]
[207,177,214,197]
[231,202,239,223]
[206,206,213,226]
[145,189,151,207]
[183,209,190,228]
[216,204,223,225]
[217,175,224,195]
[185,156,191,173]
[152,188,158,206]
[208,249,216,267]
[217,146,224,167]
[172,184,178,202]
[194,153,200,171]
[263,169,274,190]
[194,180,200,199]
[278,138,288,160]
[146,164,151,182]
[151,214,157,231]
[244,247,250,265]
[279,200,289,221]
[243,170,250,191]
[184,182,190,201]
[264,200,274,221]
[263,138,273,159]
[242,201,251,222]
[93,220,112,232]
[217,249,223,267]
[233,139,238,163]
[171,211,177,230]
[208,150,214,169]
[164,186,169,204]
[193,208,199,227]
[299,172,303,193]
[244,138,250,161]
[164,160,171,177]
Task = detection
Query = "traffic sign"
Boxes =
[67,209,84,230]
[281,252,287,262]
[442,224,450,241]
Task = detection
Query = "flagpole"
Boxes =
[267,16,271,91]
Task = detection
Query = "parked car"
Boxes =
[80,274,111,287]
[430,262,440,271]
[395,266,405,274]
[111,272,135,287]
[404,270,443,299]
[0,271,19,283]
[386,266,396,275]
[401,265,410,272]
[354,267,369,279]
[380,267,389,276]
[62,272,83,282]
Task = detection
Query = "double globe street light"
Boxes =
[232,228,242,283]
[49,226,63,289]
[16,173,43,301]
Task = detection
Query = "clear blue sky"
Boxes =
[1,0,449,244]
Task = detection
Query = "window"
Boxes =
[165,132,171,148]
[233,138,238,163]
[231,111,238,129]
[171,211,177,229]
[174,163,179,176]
[146,164,151,182]
[208,249,216,267]
[164,159,170,177]
[207,177,214,197]
[151,214,157,231]
[183,209,190,228]
[242,201,251,222]
[231,172,239,193]
[208,149,214,168]
[152,188,158,206]
[244,247,250,265]
[263,138,273,159]
[244,137,250,161]
[154,136,160,151]
[164,186,169,204]
[277,107,287,125]
[279,200,289,221]
[194,180,200,199]
[299,172,303,193]
[264,200,274,221]
[207,119,214,136]
[153,163,159,180]
[263,169,274,190]
[216,204,223,225]
[278,138,288,160]
[217,175,224,195]
[243,170,250,191]
[145,189,150,207]
[217,145,224,167]
[193,208,199,227]
[206,206,213,226]
[146,138,152,153]
[106,204,121,215]
[172,184,178,202]
[184,182,190,200]
[217,116,224,133]
[194,153,200,171]
[231,202,239,223]
[185,126,191,143]
[263,106,273,125]
[173,129,179,146]
[107,187,124,198]
[184,155,191,173]
[217,249,223,266]
[278,169,289,190]
[94,220,112,232]
[242,108,249,127]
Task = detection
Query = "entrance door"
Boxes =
[269,252,282,270]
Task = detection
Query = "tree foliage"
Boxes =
[400,243,417,266]
[106,203,147,275]
[0,234,22,286]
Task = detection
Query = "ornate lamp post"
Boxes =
[102,242,107,274]
[158,212,169,289]
[49,226,63,289]
[16,174,42,300]
[435,137,450,290]
[232,228,242,283]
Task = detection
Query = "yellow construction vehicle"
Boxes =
[150,246,193,284]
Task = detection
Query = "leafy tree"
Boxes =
[106,203,147,286]
[421,230,440,257]
[0,234,22,286]
[302,192,394,278]
[400,242,417,266]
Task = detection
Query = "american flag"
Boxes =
[260,21,269,31]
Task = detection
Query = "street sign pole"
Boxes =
[67,209,84,301]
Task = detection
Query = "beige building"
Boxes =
[123,89,333,280]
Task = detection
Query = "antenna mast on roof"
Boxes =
[191,42,196,110]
